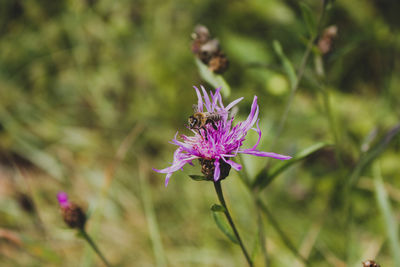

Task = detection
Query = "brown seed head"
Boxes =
[208,52,229,74]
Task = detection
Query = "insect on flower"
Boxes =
[154,86,292,186]
[188,104,223,134]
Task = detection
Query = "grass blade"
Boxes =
[139,163,167,267]
[373,163,400,266]
[272,40,297,89]
[300,2,317,38]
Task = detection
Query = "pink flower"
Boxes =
[154,86,291,186]
[57,192,86,229]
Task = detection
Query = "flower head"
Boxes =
[57,192,86,229]
[155,86,291,186]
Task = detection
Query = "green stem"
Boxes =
[213,181,253,267]
[79,229,112,267]
[256,205,269,267]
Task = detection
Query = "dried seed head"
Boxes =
[318,25,338,54]
[208,53,229,74]
[191,25,212,55]
[199,158,231,181]
[362,260,380,267]
[191,25,229,73]
[192,25,211,43]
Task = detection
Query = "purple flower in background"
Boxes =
[57,192,86,229]
[154,86,291,186]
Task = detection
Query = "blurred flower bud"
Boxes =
[362,260,380,267]
[57,192,86,229]
[191,25,211,55]
[191,25,229,74]
[318,25,338,54]
[16,192,36,214]
[192,25,210,44]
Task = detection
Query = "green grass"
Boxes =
[0,0,399,266]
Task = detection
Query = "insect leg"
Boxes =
[206,119,218,130]
[201,126,209,140]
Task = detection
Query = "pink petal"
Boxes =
[251,119,262,150]
[239,149,292,160]
[153,156,196,174]
[200,85,212,111]
[240,96,259,131]
[212,87,222,110]
[226,97,244,111]
[213,159,220,181]
[193,86,204,112]
[165,173,172,187]
[222,157,242,171]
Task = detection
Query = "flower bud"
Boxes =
[57,192,86,229]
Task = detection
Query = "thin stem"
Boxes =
[256,205,269,267]
[213,181,253,267]
[79,229,112,267]
[139,160,167,267]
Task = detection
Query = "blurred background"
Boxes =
[0,0,399,266]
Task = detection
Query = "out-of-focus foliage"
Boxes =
[0,0,399,266]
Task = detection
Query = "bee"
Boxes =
[362,260,380,267]
[188,104,224,133]
[188,112,222,131]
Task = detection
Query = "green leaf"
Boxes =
[299,2,316,38]
[211,204,226,212]
[272,40,297,88]
[253,142,331,190]
[373,163,400,266]
[211,208,238,244]
[195,59,231,97]
[188,175,208,181]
